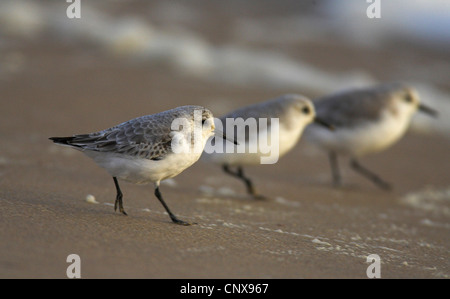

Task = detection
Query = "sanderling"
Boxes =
[203,94,333,198]
[304,82,437,190]
[50,105,235,225]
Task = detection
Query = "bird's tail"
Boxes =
[49,136,82,148]
[49,136,72,144]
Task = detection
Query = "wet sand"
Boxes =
[0,38,449,279]
[1,0,450,279]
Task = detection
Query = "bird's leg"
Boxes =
[349,158,392,190]
[328,151,342,187]
[236,167,258,197]
[113,177,127,215]
[222,164,265,199]
[154,185,192,225]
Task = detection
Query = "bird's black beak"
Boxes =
[314,117,335,131]
[418,103,438,118]
[214,129,239,145]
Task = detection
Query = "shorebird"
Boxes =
[50,105,235,225]
[304,82,437,190]
[203,94,333,198]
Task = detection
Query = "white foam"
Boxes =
[401,186,450,217]
[312,238,332,246]
[320,0,450,48]
[85,194,99,204]
[0,0,45,38]
[106,17,156,57]
[208,46,374,93]
[2,1,374,95]
[4,1,450,137]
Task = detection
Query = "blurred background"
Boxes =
[1,0,449,136]
[0,0,449,279]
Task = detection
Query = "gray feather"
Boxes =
[50,105,207,161]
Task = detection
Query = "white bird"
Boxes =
[50,105,235,225]
[203,94,333,198]
[304,82,437,190]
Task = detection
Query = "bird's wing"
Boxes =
[314,90,387,128]
[62,115,173,161]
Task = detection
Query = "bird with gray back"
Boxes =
[304,82,437,190]
[50,105,235,225]
[203,94,333,198]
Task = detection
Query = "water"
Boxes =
[1,0,449,137]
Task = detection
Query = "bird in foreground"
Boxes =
[50,105,235,225]
[203,94,334,198]
[304,82,438,190]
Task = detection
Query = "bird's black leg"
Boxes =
[236,167,257,196]
[328,151,341,187]
[349,158,392,190]
[113,177,127,215]
[222,164,264,199]
[154,186,191,225]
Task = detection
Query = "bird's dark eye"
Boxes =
[404,94,413,103]
[302,106,310,114]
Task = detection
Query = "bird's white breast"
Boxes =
[306,109,413,157]
[84,150,203,184]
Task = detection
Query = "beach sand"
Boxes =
[0,1,449,279]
